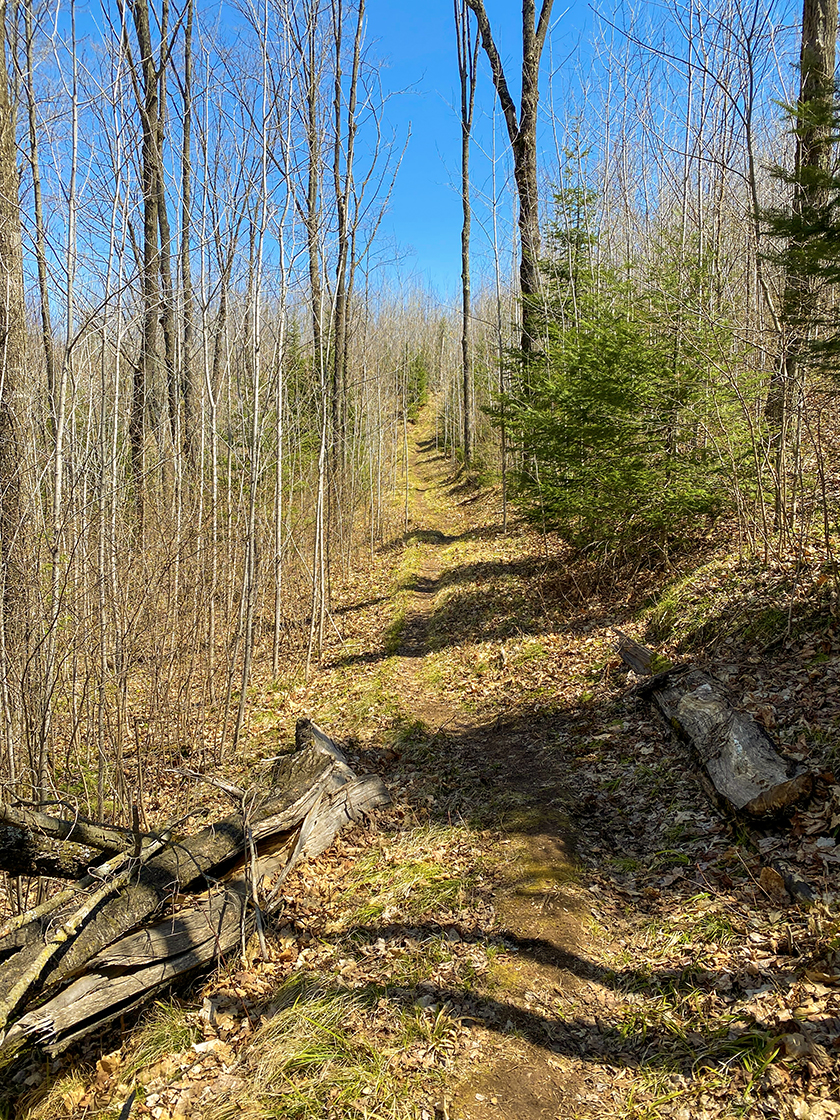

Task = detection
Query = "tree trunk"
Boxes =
[465,0,554,369]
[180,0,197,466]
[766,0,839,533]
[0,0,31,785]
[22,0,58,433]
[456,0,478,465]
[0,721,389,1055]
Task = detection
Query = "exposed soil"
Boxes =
[9,409,840,1120]
[383,432,591,1120]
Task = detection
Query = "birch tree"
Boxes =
[455,0,478,464]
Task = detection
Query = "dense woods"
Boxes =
[0,0,837,886]
[0,0,446,826]
[2,5,840,1118]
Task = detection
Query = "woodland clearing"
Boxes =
[3,407,840,1120]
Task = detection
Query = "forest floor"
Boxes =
[12,407,840,1120]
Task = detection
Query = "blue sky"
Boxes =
[364,1,596,297]
[40,0,595,310]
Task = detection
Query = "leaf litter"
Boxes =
[7,420,840,1120]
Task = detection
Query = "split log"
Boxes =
[0,720,389,1055]
[615,635,812,818]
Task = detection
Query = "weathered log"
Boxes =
[0,801,153,855]
[635,663,812,817]
[613,631,669,676]
[0,723,357,1001]
[0,721,389,1055]
[0,831,177,1034]
[0,826,89,880]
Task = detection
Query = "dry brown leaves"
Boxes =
[9,438,840,1120]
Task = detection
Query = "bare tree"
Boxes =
[20,0,57,429]
[0,0,30,786]
[465,0,554,366]
[455,0,478,465]
[331,0,365,481]
[179,0,198,465]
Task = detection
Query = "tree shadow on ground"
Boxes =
[242,918,776,1079]
[333,595,389,615]
[329,550,605,671]
[333,690,804,1071]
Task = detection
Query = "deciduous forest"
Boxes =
[0,0,840,1117]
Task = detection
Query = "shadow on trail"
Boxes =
[380,522,507,553]
[329,678,789,1073]
[328,548,607,671]
[251,915,773,1076]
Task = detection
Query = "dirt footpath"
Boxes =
[317,414,840,1120]
[13,411,839,1120]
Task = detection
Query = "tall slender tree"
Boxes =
[455,0,478,465]
[0,0,30,785]
[465,0,554,368]
[766,0,838,532]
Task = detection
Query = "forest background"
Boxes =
[0,0,831,834]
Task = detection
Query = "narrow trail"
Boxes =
[353,414,840,1120]
[379,418,593,1120]
[13,412,840,1120]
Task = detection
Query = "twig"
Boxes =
[166,768,247,802]
[241,790,267,960]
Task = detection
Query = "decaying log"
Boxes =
[616,637,812,818]
[0,826,89,880]
[613,630,675,677]
[646,667,812,816]
[0,720,389,1055]
[0,801,155,857]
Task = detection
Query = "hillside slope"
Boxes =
[9,409,840,1120]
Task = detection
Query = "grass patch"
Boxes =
[738,605,787,645]
[343,823,480,924]
[384,605,407,655]
[513,639,546,665]
[642,556,738,648]
[17,1072,93,1120]
[124,1001,201,1077]
[206,975,425,1120]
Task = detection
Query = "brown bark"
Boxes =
[21,0,57,433]
[124,0,162,533]
[0,721,390,1054]
[465,0,553,367]
[0,0,30,661]
[124,0,182,515]
[766,0,839,529]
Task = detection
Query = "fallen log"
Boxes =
[615,634,812,818]
[0,720,389,1055]
[0,800,156,856]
